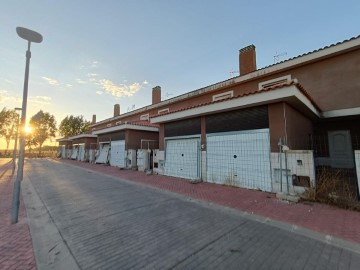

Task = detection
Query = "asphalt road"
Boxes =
[24,159,360,270]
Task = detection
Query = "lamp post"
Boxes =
[11,27,43,224]
[12,107,22,171]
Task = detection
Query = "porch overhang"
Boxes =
[151,84,321,124]
[92,123,159,135]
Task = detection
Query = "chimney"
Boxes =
[239,45,256,76]
[114,104,120,117]
[92,114,96,124]
[152,86,161,104]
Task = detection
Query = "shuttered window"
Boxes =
[164,117,201,137]
[206,106,268,133]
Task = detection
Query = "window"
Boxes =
[258,75,291,89]
[158,108,170,114]
[140,114,149,121]
[212,91,234,102]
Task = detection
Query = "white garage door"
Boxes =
[78,144,86,161]
[60,146,66,158]
[95,143,110,164]
[71,145,78,160]
[164,138,200,180]
[207,129,272,191]
[110,140,126,168]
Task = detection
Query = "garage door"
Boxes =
[207,129,272,191]
[110,140,126,168]
[78,144,86,161]
[71,145,78,160]
[164,138,200,180]
[95,143,110,164]
[60,146,66,158]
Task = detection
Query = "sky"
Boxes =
[1,0,360,149]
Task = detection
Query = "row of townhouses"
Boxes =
[58,35,360,199]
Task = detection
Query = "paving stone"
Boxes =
[24,159,360,269]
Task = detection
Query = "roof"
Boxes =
[150,80,321,119]
[127,120,159,128]
[259,35,360,71]
[91,35,360,126]
[92,121,159,135]
[68,134,97,140]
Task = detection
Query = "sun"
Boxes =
[24,126,32,134]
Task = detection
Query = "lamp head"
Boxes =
[16,27,43,43]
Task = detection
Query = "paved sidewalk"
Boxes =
[0,159,36,270]
[59,158,360,245]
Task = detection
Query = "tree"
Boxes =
[29,110,57,155]
[0,107,19,154]
[59,115,90,137]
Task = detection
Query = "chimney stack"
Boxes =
[152,86,161,104]
[92,114,96,124]
[239,45,257,76]
[114,104,120,117]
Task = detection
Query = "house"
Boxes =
[59,35,360,198]
[57,134,97,161]
[89,104,159,168]
[149,37,360,196]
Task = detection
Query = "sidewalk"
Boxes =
[59,158,360,245]
[0,159,36,270]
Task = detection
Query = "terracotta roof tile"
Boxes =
[259,35,360,71]
[127,120,160,128]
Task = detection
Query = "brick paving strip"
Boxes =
[0,159,37,270]
[59,158,360,245]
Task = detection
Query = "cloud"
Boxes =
[76,78,87,84]
[0,90,21,103]
[143,80,149,85]
[65,84,73,88]
[87,73,98,77]
[96,91,104,95]
[91,61,99,68]
[99,79,144,97]
[28,96,52,105]
[42,77,59,86]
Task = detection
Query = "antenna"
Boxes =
[273,52,287,64]
[229,70,239,78]
[127,104,135,112]
[162,92,173,100]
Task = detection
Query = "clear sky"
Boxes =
[1,0,360,149]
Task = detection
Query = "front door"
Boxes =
[328,130,354,168]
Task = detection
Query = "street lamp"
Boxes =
[12,107,22,170]
[11,27,43,224]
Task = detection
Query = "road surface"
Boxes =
[24,159,360,269]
